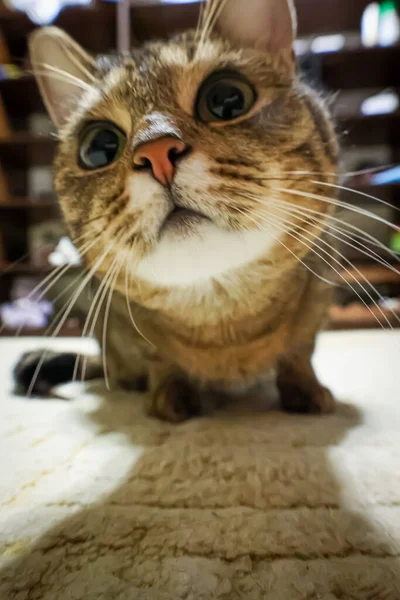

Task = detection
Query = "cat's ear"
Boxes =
[216,0,296,54]
[29,27,97,128]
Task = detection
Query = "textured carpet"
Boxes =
[0,331,400,600]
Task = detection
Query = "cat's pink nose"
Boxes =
[133,137,190,186]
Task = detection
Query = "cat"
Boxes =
[14,0,339,421]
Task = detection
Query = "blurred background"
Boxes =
[0,0,399,336]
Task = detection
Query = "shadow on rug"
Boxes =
[1,388,400,599]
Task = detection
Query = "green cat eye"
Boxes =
[78,121,126,170]
[195,71,256,123]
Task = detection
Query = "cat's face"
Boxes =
[30,0,337,289]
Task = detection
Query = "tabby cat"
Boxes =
[14,0,339,421]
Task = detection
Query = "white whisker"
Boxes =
[33,62,95,90]
[26,242,116,396]
[231,205,337,286]
[249,207,394,329]
[102,260,124,391]
[273,186,400,233]
[233,188,400,263]
[311,180,400,213]
[124,267,155,348]
[264,198,400,275]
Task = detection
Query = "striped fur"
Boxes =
[21,0,339,421]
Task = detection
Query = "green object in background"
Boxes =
[379,0,400,45]
[390,232,400,254]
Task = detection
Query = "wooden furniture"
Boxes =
[0,0,399,335]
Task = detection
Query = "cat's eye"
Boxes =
[195,71,256,123]
[78,121,126,170]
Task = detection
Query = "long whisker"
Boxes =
[34,237,97,302]
[26,237,120,396]
[0,230,89,281]
[80,231,128,382]
[264,196,400,263]
[231,204,389,328]
[197,0,229,52]
[32,63,95,90]
[267,164,394,179]
[248,207,393,329]
[231,204,337,286]
[194,0,206,43]
[255,207,398,327]
[230,186,400,262]
[0,236,99,338]
[74,257,118,382]
[102,260,123,391]
[274,186,400,233]
[259,197,400,275]
[311,180,400,213]
[124,265,155,348]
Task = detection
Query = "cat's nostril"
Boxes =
[168,144,191,164]
[135,156,152,170]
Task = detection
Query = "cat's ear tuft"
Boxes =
[216,0,296,54]
[29,27,98,128]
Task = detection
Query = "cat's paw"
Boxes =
[14,350,78,397]
[148,376,202,423]
[279,381,335,415]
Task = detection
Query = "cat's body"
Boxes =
[15,0,339,421]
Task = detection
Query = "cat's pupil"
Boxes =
[207,84,245,120]
[85,129,119,168]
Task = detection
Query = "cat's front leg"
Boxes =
[277,351,334,415]
[146,359,202,422]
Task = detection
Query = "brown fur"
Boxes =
[21,1,339,421]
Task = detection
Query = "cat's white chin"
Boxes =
[135,220,281,287]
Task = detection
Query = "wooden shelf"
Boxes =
[328,302,400,330]
[0,197,59,212]
[0,75,43,117]
[0,196,57,209]
[0,133,55,167]
[339,264,400,285]
[0,262,53,275]
[309,45,400,89]
[0,3,116,56]
[0,325,82,337]
[339,113,400,146]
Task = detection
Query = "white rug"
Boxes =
[0,331,400,599]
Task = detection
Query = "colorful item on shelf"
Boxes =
[310,34,345,54]
[28,220,66,267]
[0,64,23,80]
[361,3,380,46]
[361,89,400,116]
[4,0,92,25]
[390,232,400,253]
[372,165,400,184]
[28,167,54,199]
[49,236,82,267]
[379,0,400,45]
[361,0,400,47]
[0,297,54,329]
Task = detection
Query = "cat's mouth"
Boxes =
[160,206,210,236]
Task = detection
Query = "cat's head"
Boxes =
[30,0,337,290]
